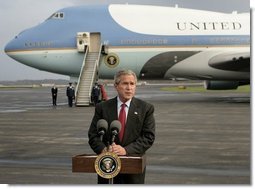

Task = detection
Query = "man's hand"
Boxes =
[111,142,126,156]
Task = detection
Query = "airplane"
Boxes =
[4,4,250,96]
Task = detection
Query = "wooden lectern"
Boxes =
[72,154,146,174]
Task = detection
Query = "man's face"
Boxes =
[115,74,136,103]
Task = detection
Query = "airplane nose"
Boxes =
[5,40,11,53]
[4,37,19,55]
[5,27,34,55]
[5,40,13,58]
[4,35,27,63]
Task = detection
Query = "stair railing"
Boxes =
[75,45,89,103]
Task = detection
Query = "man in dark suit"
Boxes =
[66,83,75,107]
[51,84,58,106]
[88,69,155,184]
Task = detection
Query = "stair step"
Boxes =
[75,46,102,106]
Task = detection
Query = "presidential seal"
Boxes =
[95,152,121,179]
[104,53,119,68]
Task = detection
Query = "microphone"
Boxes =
[97,119,108,141]
[110,120,121,144]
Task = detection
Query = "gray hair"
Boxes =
[114,69,137,85]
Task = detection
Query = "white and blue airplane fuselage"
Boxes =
[5,4,250,89]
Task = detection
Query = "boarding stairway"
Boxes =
[75,45,102,106]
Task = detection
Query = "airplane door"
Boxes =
[76,32,101,53]
[89,33,101,52]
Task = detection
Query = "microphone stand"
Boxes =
[108,130,119,184]
[106,141,114,184]
[100,130,119,184]
[98,131,114,184]
[109,176,113,184]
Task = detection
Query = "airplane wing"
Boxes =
[208,51,250,72]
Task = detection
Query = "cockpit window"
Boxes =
[47,12,64,20]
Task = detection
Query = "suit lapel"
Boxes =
[122,98,140,144]
[107,97,118,121]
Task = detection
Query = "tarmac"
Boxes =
[0,84,251,185]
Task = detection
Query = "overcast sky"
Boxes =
[0,0,250,81]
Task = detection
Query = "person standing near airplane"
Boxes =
[99,83,108,102]
[66,83,75,107]
[91,82,101,106]
[88,69,156,184]
[51,84,58,106]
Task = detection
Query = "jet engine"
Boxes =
[204,80,239,90]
